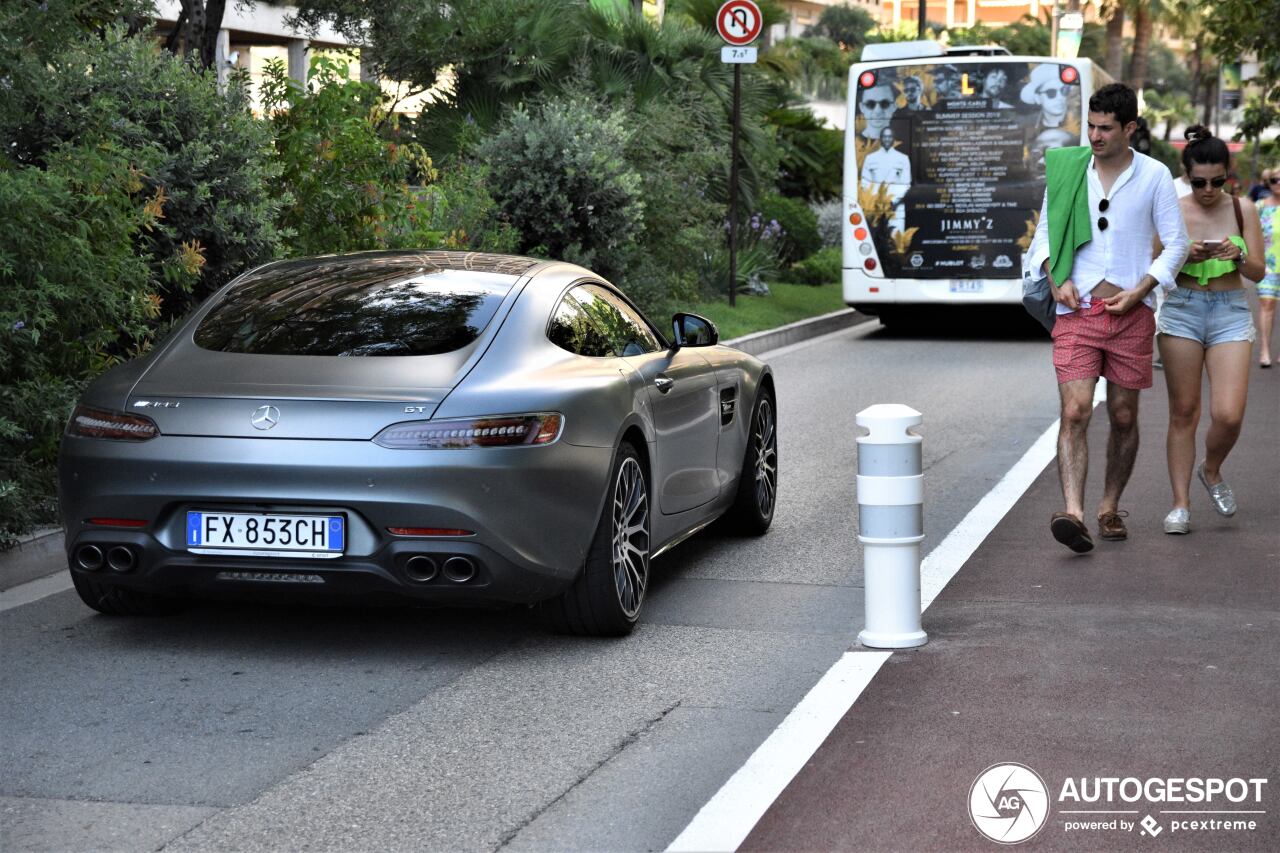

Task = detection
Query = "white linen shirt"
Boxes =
[1028,148,1189,314]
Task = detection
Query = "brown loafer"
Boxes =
[1097,510,1129,541]
[1051,512,1094,553]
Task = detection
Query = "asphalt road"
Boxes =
[1,313,1062,852]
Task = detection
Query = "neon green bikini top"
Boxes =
[1180,235,1246,286]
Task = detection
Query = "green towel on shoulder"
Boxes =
[1045,146,1092,288]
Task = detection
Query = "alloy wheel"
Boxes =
[753,399,777,518]
[610,457,649,618]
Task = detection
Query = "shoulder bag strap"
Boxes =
[1233,195,1244,235]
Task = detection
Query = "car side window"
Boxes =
[547,290,615,357]
[576,284,663,356]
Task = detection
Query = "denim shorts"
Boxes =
[1157,287,1256,347]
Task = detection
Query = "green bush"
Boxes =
[4,28,285,321]
[619,92,725,315]
[477,95,644,283]
[261,55,445,256]
[1148,137,1183,177]
[760,192,823,263]
[0,27,284,545]
[813,200,844,248]
[410,162,520,253]
[0,144,195,546]
[779,246,842,285]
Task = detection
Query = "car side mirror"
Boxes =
[670,313,719,350]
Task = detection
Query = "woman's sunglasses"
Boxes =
[1189,177,1228,189]
[1269,177,1280,185]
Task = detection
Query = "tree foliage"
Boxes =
[476,95,644,283]
[0,144,190,547]
[260,55,441,256]
[1204,0,1280,103]
[806,3,876,53]
[3,29,285,319]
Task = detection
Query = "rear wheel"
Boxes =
[726,389,777,535]
[539,443,650,637]
[71,572,184,616]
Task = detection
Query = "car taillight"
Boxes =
[68,405,159,441]
[373,413,563,449]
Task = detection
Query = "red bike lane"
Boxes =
[741,370,1280,852]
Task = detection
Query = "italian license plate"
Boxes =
[949,280,984,293]
[186,511,344,559]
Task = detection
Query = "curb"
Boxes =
[1,528,64,591]
[724,308,872,356]
[0,308,874,592]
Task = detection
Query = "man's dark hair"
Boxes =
[1088,83,1138,126]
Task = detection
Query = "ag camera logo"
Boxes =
[969,763,1050,844]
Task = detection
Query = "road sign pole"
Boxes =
[716,0,761,309]
[729,63,740,307]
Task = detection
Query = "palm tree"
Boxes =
[1144,89,1196,140]
[1101,0,1125,80]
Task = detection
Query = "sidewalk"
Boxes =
[743,367,1280,850]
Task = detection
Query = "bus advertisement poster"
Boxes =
[854,61,1083,280]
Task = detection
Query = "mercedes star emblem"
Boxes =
[251,405,281,430]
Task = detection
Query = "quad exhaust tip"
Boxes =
[404,555,439,583]
[106,546,137,573]
[442,556,477,583]
[75,545,104,571]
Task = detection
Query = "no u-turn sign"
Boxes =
[716,0,763,46]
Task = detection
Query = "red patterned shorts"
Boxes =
[1051,302,1155,389]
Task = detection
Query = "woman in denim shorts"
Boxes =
[1157,127,1267,534]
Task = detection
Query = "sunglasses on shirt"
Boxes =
[1098,197,1109,232]
[1189,176,1228,189]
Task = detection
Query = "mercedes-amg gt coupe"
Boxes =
[59,251,777,635]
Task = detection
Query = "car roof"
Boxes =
[245,250,550,281]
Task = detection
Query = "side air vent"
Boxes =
[720,387,738,426]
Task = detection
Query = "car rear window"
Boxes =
[194,264,516,356]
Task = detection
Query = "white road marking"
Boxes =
[666,651,891,853]
[0,572,74,613]
[666,379,1106,852]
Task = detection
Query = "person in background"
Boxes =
[1247,168,1273,203]
[1157,127,1266,535]
[1257,169,1280,368]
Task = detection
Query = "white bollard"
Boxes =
[855,403,927,649]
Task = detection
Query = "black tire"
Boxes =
[726,389,777,535]
[71,572,184,616]
[539,443,650,637]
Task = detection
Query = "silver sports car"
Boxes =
[59,251,777,635]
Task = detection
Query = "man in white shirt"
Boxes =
[862,127,912,231]
[1027,83,1189,552]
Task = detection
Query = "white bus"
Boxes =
[842,41,1115,326]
